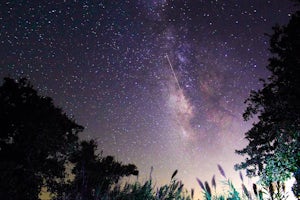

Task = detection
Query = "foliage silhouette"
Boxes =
[235,2,300,198]
[0,77,83,200]
[0,77,140,200]
[64,140,138,200]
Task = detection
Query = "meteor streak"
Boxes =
[165,54,182,90]
[165,54,195,140]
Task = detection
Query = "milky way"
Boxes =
[0,0,297,198]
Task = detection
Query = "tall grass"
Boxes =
[196,165,290,200]
[105,170,192,200]
[56,166,291,199]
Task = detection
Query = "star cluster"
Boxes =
[0,0,296,198]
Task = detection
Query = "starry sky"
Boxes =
[0,0,297,198]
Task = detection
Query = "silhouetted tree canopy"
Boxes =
[235,7,300,198]
[0,77,140,200]
[64,140,138,200]
[0,77,84,200]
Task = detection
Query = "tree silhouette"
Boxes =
[0,77,83,200]
[65,140,138,200]
[235,4,300,198]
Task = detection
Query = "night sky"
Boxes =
[0,0,297,198]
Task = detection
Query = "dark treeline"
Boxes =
[0,77,138,200]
